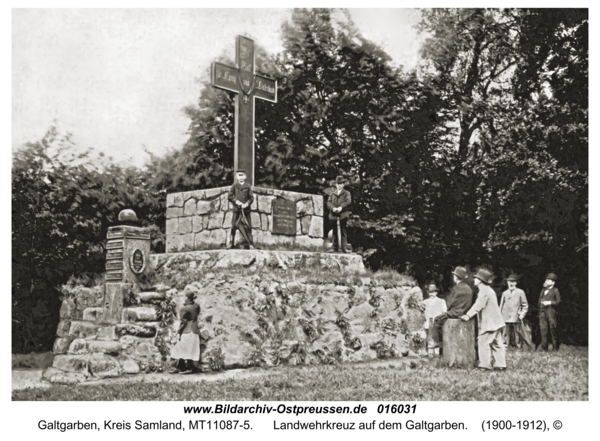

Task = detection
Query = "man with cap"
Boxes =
[500,273,533,349]
[461,268,506,370]
[326,176,352,253]
[423,283,447,355]
[169,291,202,374]
[538,273,561,351]
[429,267,474,350]
[227,169,255,249]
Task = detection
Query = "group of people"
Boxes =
[225,170,352,253]
[423,267,561,371]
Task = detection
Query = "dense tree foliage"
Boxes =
[12,8,587,352]
[12,125,163,353]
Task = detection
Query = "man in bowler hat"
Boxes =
[429,266,474,349]
[461,269,506,370]
[327,176,351,253]
[538,273,561,351]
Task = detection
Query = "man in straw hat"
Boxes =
[429,266,474,350]
[500,273,533,349]
[461,268,506,371]
[423,283,447,355]
[537,273,561,351]
[326,175,352,253]
[169,291,202,374]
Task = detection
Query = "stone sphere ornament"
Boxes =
[118,209,138,222]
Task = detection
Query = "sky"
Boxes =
[12,8,423,167]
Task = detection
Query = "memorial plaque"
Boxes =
[106,260,123,270]
[129,249,146,274]
[272,199,296,235]
[106,240,123,250]
[106,271,123,282]
[106,249,123,260]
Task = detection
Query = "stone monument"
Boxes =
[164,35,324,253]
[44,36,429,384]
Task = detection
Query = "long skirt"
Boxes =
[170,333,200,361]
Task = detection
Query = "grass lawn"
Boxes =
[13,346,587,401]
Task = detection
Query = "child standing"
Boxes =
[423,283,447,355]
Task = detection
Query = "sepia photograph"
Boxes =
[11,4,591,437]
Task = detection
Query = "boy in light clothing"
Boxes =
[423,283,447,355]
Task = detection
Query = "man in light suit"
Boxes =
[461,268,506,371]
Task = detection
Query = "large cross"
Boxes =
[211,35,277,186]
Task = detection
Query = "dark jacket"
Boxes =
[327,189,352,220]
[445,281,474,318]
[178,302,200,335]
[228,182,254,213]
[538,287,561,309]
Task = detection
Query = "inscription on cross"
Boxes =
[211,36,277,186]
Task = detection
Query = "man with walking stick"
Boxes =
[326,176,351,253]
[227,169,255,249]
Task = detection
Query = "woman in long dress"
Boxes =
[169,292,201,374]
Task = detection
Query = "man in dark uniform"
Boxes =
[327,176,351,253]
[537,273,561,351]
[429,266,474,349]
[227,169,254,249]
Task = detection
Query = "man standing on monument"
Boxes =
[461,269,506,371]
[428,267,473,350]
[327,176,351,253]
[227,170,255,249]
[537,273,561,351]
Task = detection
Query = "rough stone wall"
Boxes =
[45,284,168,384]
[166,187,324,252]
[47,251,426,383]
[155,251,427,371]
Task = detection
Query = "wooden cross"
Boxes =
[211,35,277,186]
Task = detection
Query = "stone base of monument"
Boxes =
[442,319,477,367]
[165,187,325,252]
[47,250,428,383]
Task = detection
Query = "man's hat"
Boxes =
[335,175,347,184]
[185,292,197,300]
[506,273,519,282]
[474,268,494,285]
[452,266,469,279]
[546,273,558,281]
[235,169,247,174]
[428,283,439,293]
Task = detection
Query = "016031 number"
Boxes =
[377,404,416,414]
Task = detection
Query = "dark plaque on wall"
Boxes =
[272,199,296,235]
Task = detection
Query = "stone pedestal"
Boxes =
[104,225,151,323]
[165,187,324,252]
[442,319,476,367]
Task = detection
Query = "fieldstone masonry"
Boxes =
[166,187,324,252]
